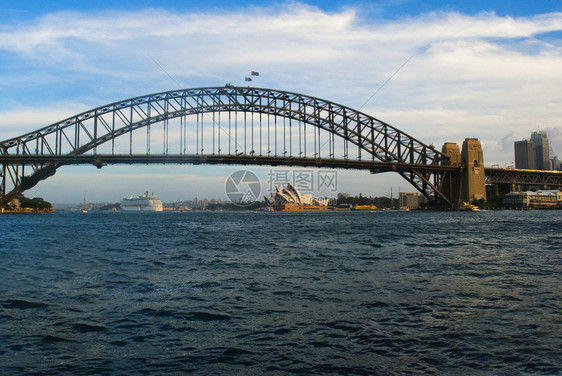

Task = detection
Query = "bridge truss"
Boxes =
[485,167,562,187]
[1,86,458,207]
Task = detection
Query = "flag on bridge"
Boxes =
[251,71,259,76]
[245,77,252,81]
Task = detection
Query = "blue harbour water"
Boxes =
[0,210,560,375]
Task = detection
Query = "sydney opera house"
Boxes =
[264,183,330,211]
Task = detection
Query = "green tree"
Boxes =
[18,196,52,210]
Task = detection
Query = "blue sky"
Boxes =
[1,0,561,203]
[2,0,561,19]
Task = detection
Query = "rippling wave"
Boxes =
[0,210,560,375]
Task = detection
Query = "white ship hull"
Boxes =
[121,204,162,212]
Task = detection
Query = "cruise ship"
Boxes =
[121,191,163,212]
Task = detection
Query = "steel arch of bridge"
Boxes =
[0,86,458,207]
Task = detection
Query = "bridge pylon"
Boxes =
[461,138,487,204]
[441,138,487,206]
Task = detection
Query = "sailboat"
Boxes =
[397,187,410,211]
[81,193,87,213]
[386,187,410,211]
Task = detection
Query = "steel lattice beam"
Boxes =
[485,168,562,187]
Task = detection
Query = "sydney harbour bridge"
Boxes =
[1,86,561,208]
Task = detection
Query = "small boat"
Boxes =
[460,202,480,211]
[351,204,378,211]
[264,207,274,212]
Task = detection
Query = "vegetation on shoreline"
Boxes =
[1,195,53,213]
[18,196,53,210]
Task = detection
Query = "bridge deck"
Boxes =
[0,154,460,173]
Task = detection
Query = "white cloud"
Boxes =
[1,5,561,200]
[0,105,91,139]
[369,12,562,42]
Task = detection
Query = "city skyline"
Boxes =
[1,1,561,203]
[514,130,561,171]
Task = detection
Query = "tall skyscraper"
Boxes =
[515,131,553,170]
[530,131,550,170]
[514,140,534,169]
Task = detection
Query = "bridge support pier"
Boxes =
[461,138,486,204]
[441,138,487,206]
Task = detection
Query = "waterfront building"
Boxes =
[399,192,419,209]
[8,198,20,208]
[514,140,534,169]
[503,189,562,209]
[264,183,329,211]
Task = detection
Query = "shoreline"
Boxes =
[1,208,55,214]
